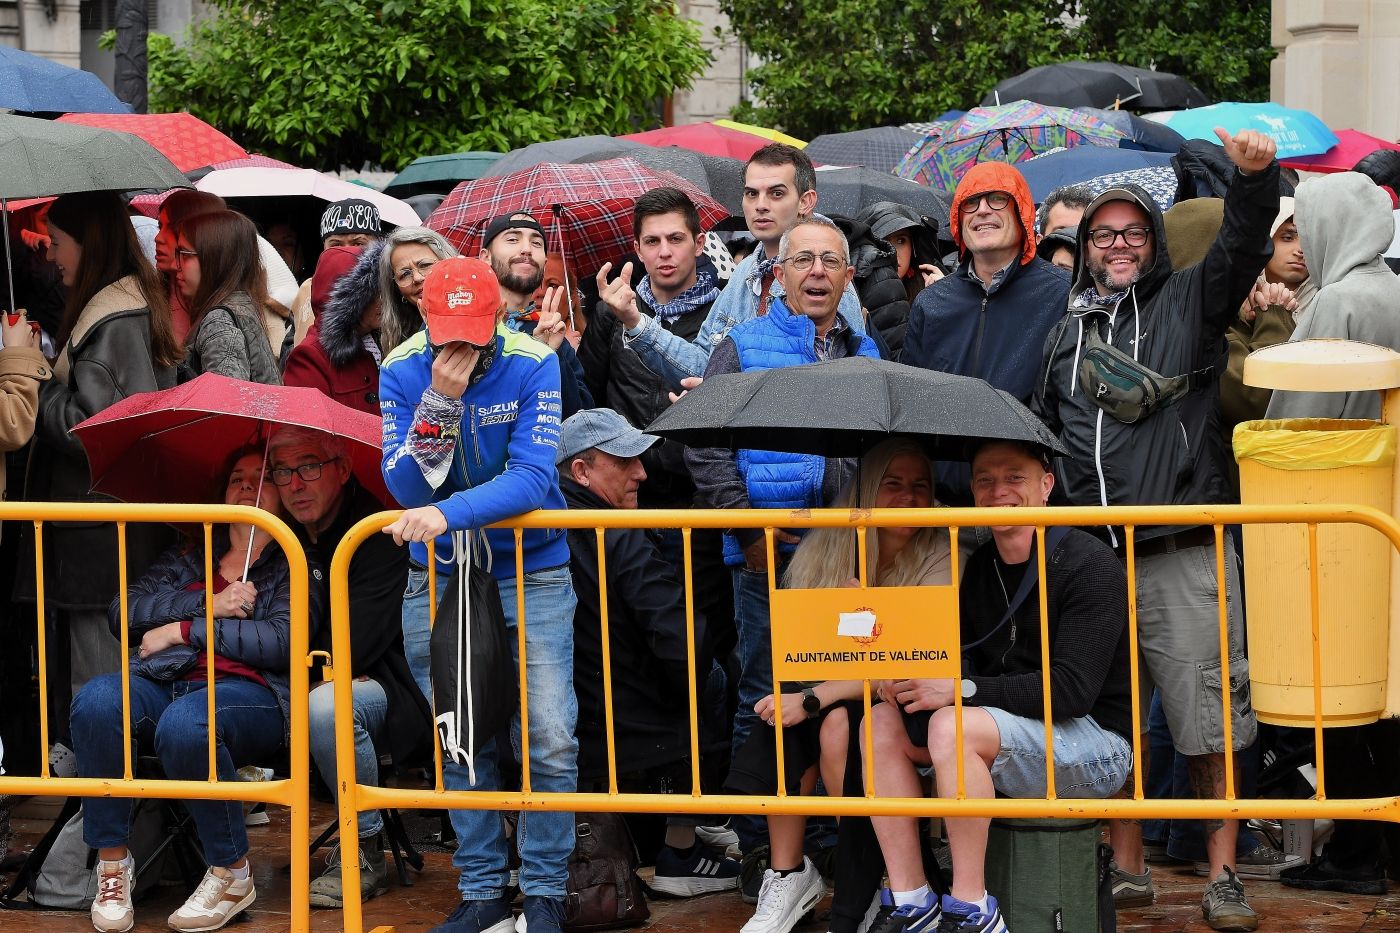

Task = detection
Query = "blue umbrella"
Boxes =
[1161,102,1338,159]
[0,46,131,114]
[1018,147,1174,202]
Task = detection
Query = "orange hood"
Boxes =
[949,162,1037,266]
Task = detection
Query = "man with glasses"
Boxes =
[1033,127,1284,932]
[901,161,1070,503]
[685,216,879,933]
[379,257,578,933]
[267,425,431,911]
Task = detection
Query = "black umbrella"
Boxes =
[1077,107,1186,154]
[1094,63,1209,111]
[645,356,1065,459]
[983,62,1138,110]
[806,126,923,173]
[814,166,952,236]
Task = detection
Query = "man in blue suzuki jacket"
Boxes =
[379,256,577,933]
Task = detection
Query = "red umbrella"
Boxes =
[622,121,776,160]
[1280,129,1400,174]
[71,373,391,508]
[426,157,729,275]
[57,112,248,173]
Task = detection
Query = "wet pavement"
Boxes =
[4,799,1398,932]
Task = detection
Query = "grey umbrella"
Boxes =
[806,126,923,173]
[580,145,744,216]
[0,112,189,312]
[645,355,1065,460]
[481,135,648,178]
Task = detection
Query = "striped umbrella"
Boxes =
[896,101,1124,190]
[426,158,730,275]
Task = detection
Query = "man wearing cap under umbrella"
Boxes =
[379,256,577,933]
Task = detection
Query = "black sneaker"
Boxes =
[1280,857,1387,895]
[516,894,567,933]
[740,845,770,905]
[1201,868,1258,932]
[650,843,741,896]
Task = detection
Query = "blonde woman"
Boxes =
[729,438,953,933]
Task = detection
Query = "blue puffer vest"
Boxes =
[721,300,881,566]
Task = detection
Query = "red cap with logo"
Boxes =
[419,256,502,346]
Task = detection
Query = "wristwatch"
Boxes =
[801,687,821,717]
[961,679,978,700]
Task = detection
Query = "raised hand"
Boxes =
[1214,127,1277,175]
[596,261,641,329]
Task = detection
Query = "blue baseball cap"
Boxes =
[556,408,659,465]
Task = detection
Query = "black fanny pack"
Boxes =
[1077,322,1213,424]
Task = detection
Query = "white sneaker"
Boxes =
[740,857,824,933]
[91,857,135,933]
[167,865,256,932]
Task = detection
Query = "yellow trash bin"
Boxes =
[1235,418,1396,727]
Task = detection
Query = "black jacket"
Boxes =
[576,277,714,508]
[509,318,594,420]
[111,531,309,745]
[1033,166,1280,537]
[19,279,177,609]
[562,478,711,780]
[853,203,946,359]
[304,479,432,769]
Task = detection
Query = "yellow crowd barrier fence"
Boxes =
[0,502,312,933]
[330,503,1400,933]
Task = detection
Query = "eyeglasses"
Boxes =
[175,248,199,266]
[959,192,1012,214]
[269,456,340,486]
[780,251,846,273]
[395,258,438,286]
[1088,226,1152,249]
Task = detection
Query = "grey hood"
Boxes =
[1268,172,1400,420]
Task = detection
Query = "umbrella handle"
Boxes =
[3,198,16,317]
[550,204,577,331]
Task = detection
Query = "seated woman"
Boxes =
[71,448,296,933]
[728,438,953,933]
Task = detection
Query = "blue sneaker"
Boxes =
[651,843,741,896]
[431,896,516,933]
[935,893,1007,932]
[869,889,941,933]
[514,894,567,933]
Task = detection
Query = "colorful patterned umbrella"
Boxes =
[426,158,729,276]
[895,101,1124,191]
[1160,102,1339,159]
[56,112,248,173]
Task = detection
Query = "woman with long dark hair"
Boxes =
[174,210,282,384]
[22,190,184,748]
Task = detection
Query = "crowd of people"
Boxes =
[2,126,1400,933]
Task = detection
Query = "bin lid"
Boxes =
[1244,339,1400,392]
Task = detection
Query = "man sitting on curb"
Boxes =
[864,440,1133,933]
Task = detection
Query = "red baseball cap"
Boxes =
[419,256,502,346]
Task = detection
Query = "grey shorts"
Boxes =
[1135,532,1257,756]
[982,708,1132,799]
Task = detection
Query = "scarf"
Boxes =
[1073,285,1131,311]
[637,265,721,323]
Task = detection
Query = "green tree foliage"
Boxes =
[149,0,711,170]
[720,0,1274,137]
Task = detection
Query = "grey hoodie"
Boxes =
[1267,173,1400,420]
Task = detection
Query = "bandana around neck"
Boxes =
[637,264,721,323]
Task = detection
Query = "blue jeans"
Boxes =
[731,568,773,851]
[308,678,387,838]
[70,672,284,867]
[402,566,435,703]
[403,564,578,899]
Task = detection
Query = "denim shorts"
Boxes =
[983,708,1133,799]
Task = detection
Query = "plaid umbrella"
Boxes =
[805,127,923,172]
[896,101,1124,191]
[57,112,248,173]
[426,158,730,276]
[576,145,745,215]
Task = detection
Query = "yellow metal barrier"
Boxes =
[328,503,1400,933]
[0,502,312,932]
